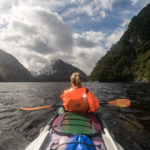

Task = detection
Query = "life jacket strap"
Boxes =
[86,88,89,94]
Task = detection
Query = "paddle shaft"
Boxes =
[21,99,130,111]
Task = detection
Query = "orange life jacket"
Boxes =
[60,86,99,113]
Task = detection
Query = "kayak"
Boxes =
[25,107,124,150]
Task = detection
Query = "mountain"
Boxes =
[0,49,33,82]
[90,4,150,82]
[35,59,88,82]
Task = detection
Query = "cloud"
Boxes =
[11,20,37,35]
[100,0,115,10]
[21,52,50,72]
[121,18,130,27]
[0,0,17,11]
[131,0,138,5]
[69,46,106,74]
[21,0,69,11]
[25,39,52,55]
[24,0,113,15]
[82,31,105,43]
[70,31,106,74]
[61,0,116,23]
[100,10,106,18]
[0,2,106,74]
[0,5,73,54]
[73,34,100,48]
[105,28,125,48]
[130,0,149,8]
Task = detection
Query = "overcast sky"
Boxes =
[0,0,149,75]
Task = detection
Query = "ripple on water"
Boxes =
[0,82,150,150]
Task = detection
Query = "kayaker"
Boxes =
[60,72,99,113]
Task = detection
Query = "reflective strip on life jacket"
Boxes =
[82,93,87,98]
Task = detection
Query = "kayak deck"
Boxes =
[53,112,101,136]
[26,108,124,150]
[39,111,106,150]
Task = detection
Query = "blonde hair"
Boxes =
[70,72,82,88]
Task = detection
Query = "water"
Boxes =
[0,82,150,150]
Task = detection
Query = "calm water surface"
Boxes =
[0,82,150,150]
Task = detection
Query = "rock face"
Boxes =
[36,59,88,82]
[0,49,33,82]
[90,4,150,82]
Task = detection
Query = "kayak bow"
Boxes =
[25,107,124,150]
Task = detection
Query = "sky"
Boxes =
[0,0,149,75]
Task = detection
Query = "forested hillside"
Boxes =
[90,4,150,82]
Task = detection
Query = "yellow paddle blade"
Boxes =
[20,105,52,110]
[108,99,131,107]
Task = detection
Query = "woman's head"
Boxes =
[70,72,82,88]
